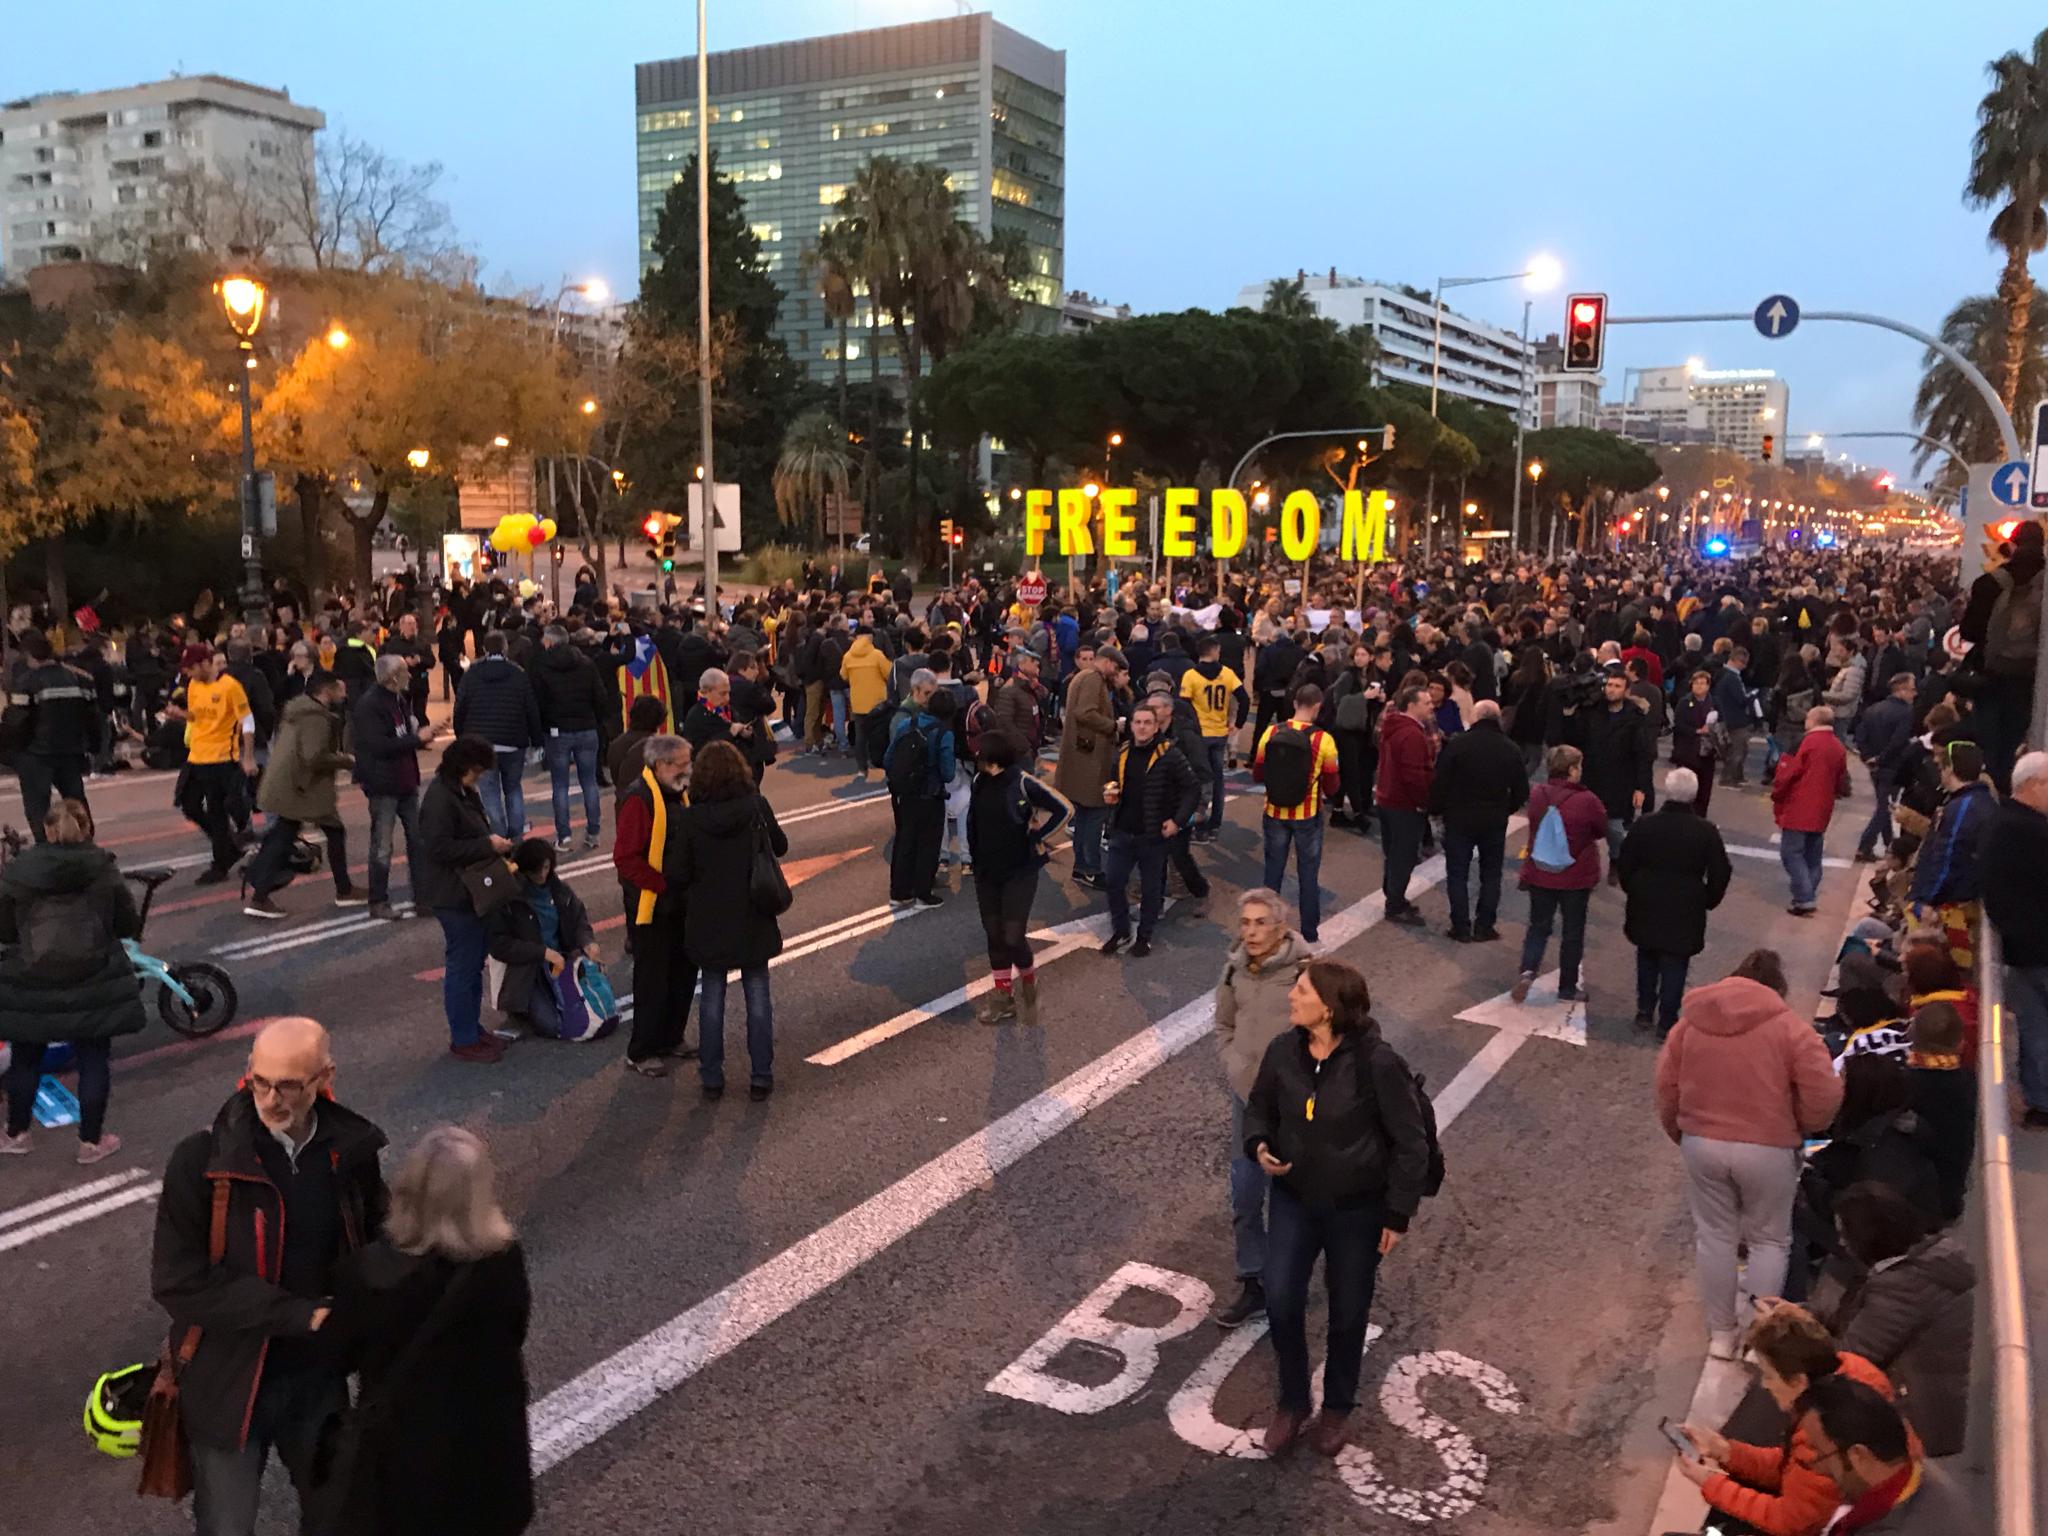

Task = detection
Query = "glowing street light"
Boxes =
[215,268,271,626]
[1108,432,1124,448]
[1527,460,1545,484]
[1463,501,1479,517]
[492,434,511,449]
[1083,481,1101,499]
[216,275,268,338]
[1523,252,1563,293]
[581,398,599,416]
[325,326,351,350]
[1252,489,1271,510]
[406,447,431,470]
[1008,486,1023,501]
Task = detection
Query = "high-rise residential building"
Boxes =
[0,75,324,283]
[634,12,1065,386]
[1231,269,1537,423]
[1597,363,1790,460]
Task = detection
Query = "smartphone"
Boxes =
[1658,1417,1697,1460]
[1751,1295,1771,1314]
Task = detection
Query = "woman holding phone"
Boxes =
[1240,959,1433,1459]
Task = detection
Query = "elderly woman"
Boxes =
[417,736,517,1064]
[0,800,145,1162]
[1615,766,1733,1037]
[1241,959,1432,1459]
[1211,888,1309,1329]
[321,1127,532,1536]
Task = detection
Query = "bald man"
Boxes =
[151,1017,389,1536]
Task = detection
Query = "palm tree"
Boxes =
[1966,29,2048,411]
[1262,275,1319,322]
[774,409,856,550]
[1912,292,2048,473]
[804,222,861,435]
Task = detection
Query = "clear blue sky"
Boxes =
[9,0,2041,481]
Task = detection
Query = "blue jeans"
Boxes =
[1856,767,1895,856]
[1263,1182,1385,1414]
[1780,828,1825,909]
[1229,1094,1269,1280]
[830,688,851,753]
[1201,738,1228,831]
[477,747,528,839]
[1104,831,1167,938]
[190,1364,347,1536]
[1443,822,1505,935]
[699,965,774,1088]
[433,907,489,1047]
[3,1038,110,1141]
[546,728,602,843]
[1520,885,1590,992]
[1636,948,1690,1035]
[2007,963,2048,1112]
[365,790,420,906]
[1605,814,1631,865]
[1071,803,1110,877]
[1261,814,1326,940]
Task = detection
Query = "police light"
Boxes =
[1704,536,1730,557]
[1563,293,1607,373]
[1815,530,1837,548]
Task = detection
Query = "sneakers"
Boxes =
[194,866,232,886]
[244,895,286,921]
[1788,904,1817,918]
[1447,927,1473,943]
[449,1038,506,1064]
[1263,1408,1308,1457]
[1557,985,1585,1003]
[1472,926,1502,942]
[975,989,1018,1025]
[368,902,404,921]
[1215,1278,1265,1328]
[583,834,602,851]
[76,1132,122,1166]
[1511,971,1536,1003]
[1074,871,1107,892]
[624,1055,670,1078]
[1016,972,1040,1026]
[749,1082,773,1102]
[1386,905,1425,927]
[554,837,575,852]
[0,1131,29,1155]
[915,894,945,909]
[333,890,368,908]
[702,1082,724,1100]
[1632,1011,1655,1033]
[1130,935,1153,958]
[1100,933,1130,956]
[1307,1409,1352,1458]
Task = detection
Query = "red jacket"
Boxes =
[1619,645,1663,687]
[1518,776,1608,890]
[1772,728,1846,834]
[1373,709,1436,811]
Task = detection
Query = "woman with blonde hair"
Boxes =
[318,1126,532,1536]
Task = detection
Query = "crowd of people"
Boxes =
[0,520,2041,1532]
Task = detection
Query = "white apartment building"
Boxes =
[1060,289,1130,334]
[0,74,324,282]
[1233,269,1536,423]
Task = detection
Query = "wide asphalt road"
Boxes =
[0,732,1873,1536]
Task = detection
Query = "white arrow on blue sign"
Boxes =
[1754,295,1800,339]
[1991,460,2031,507]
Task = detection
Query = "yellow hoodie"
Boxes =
[840,633,892,713]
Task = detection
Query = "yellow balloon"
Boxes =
[539,518,558,541]
[491,528,517,552]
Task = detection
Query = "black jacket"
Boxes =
[1253,636,1304,697]
[4,657,101,756]
[0,842,146,1043]
[531,642,608,734]
[1426,718,1529,834]
[1980,797,2048,966]
[352,686,424,799]
[1853,694,1915,772]
[681,701,735,755]
[674,793,788,970]
[320,1242,532,1536]
[670,631,717,702]
[1241,1025,1432,1226]
[1562,698,1655,819]
[485,874,597,1014]
[967,767,1072,882]
[416,775,500,912]
[453,657,542,750]
[1615,804,1733,957]
[151,1092,388,1450]
[1110,738,1201,839]
[224,660,278,751]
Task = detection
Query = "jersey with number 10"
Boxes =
[1180,666,1241,738]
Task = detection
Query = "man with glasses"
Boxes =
[150,1018,389,1536]
[1795,1375,1967,1532]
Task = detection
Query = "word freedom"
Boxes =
[1022,487,1393,563]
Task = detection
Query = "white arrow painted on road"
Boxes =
[1764,300,1788,335]
[1432,972,1588,1126]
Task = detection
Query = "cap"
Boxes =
[180,644,215,670]
[1095,646,1127,669]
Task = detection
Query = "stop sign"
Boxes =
[1017,575,1048,605]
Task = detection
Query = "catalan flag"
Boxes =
[619,635,673,733]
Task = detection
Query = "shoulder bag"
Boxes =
[136,1181,230,1499]
[750,801,793,916]
[460,859,521,917]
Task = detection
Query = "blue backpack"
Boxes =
[1529,801,1575,873]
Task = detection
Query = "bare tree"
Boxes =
[273,130,458,275]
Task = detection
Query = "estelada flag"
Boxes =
[618,635,673,733]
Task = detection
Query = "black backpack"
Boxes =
[885,713,933,795]
[20,886,111,985]
[1369,1039,1446,1199]
[1261,724,1322,810]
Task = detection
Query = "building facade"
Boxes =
[0,75,324,282]
[1060,289,1129,334]
[1598,363,1790,461]
[1231,269,1536,422]
[635,12,1064,386]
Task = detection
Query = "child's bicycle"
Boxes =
[123,867,238,1037]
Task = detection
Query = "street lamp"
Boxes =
[1430,253,1562,557]
[325,326,351,350]
[406,448,431,470]
[215,270,270,627]
[493,434,511,449]
[581,398,599,416]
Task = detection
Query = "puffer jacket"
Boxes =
[453,656,542,750]
[1655,976,1843,1148]
[1701,1350,1906,1536]
[1214,933,1309,1101]
[530,642,608,734]
[0,842,146,1044]
[1818,1233,1975,1457]
[258,694,349,823]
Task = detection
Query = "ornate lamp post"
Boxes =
[215,272,269,626]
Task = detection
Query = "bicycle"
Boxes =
[123,867,238,1037]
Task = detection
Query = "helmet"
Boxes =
[85,1362,153,1458]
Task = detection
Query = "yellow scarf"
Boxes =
[634,766,676,925]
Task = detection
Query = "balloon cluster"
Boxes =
[488,513,558,553]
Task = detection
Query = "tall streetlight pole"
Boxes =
[1430,254,1560,560]
[1509,296,1534,553]
[216,272,270,629]
[695,0,718,620]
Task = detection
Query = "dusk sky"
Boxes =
[8,0,2041,483]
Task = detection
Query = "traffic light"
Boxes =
[660,519,676,573]
[951,526,965,547]
[641,512,664,542]
[939,517,954,544]
[1563,293,1607,373]
[1761,434,1774,464]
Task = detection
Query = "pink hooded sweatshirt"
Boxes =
[1655,976,1843,1147]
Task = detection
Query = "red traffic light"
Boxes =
[1563,292,1607,373]
[641,513,665,540]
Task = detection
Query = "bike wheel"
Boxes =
[157,963,239,1038]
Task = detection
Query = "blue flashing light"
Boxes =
[1815,530,1837,548]
[1704,537,1730,557]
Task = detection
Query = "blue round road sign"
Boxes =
[1754,295,1800,339]
[1991,460,2031,507]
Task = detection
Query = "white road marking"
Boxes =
[0,1181,158,1255]
[528,831,1488,1473]
[1724,842,1851,870]
[0,1166,152,1232]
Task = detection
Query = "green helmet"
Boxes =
[85,1362,153,1458]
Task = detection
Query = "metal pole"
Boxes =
[695,0,717,622]
[1510,297,1531,553]
[1427,277,1445,561]
[236,350,264,626]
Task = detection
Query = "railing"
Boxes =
[1976,921,2037,1536]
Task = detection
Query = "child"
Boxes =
[1905,1000,1975,1223]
